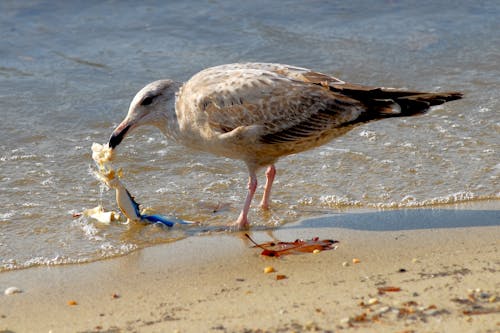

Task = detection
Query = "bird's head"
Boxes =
[108,79,179,150]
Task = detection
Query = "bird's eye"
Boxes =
[140,96,154,106]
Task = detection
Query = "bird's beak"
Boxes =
[108,120,132,149]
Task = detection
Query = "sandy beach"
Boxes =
[1,201,499,333]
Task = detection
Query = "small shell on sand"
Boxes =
[264,266,275,274]
[4,287,22,295]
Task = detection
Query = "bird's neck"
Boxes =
[157,107,182,143]
[159,83,211,151]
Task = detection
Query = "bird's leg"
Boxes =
[259,165,276,210]
[234,171,257,229]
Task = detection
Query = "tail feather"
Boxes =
[328,83,463,119]
[394,92,463,115]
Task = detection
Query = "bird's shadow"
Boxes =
[282,208,500,232]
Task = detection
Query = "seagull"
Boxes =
[108,62,462,229]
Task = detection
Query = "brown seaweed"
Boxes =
[245,234,338,257]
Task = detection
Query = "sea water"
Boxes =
[0,1,499,271]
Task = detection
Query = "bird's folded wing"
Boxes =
[200,71,364,144]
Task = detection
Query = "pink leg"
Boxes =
[234,171,257,229]
[260,165,276,210]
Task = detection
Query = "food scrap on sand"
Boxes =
[90,143,193,227]
[245,234,338,257]
[82,205,120,224]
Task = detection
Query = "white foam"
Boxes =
[319,195,362,207]
[359,130,377,142]
[0,211,15,221]
[371,191,482,208]
[297,191,498,211]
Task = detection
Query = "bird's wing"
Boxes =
[191,65,365,144]
[242,63,346,86]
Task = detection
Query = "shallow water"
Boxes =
[1,1,499,271]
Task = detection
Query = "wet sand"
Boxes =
[1,201,499,332]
